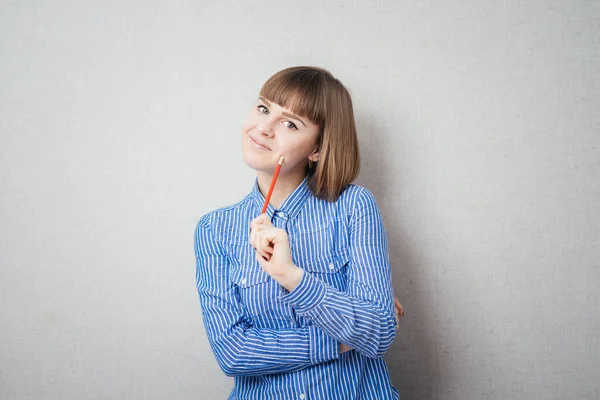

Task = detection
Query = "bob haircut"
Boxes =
[259,66,360,202]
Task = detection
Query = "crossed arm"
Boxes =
[195,189,403,377]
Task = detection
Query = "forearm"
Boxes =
[196,221,340,377]
[280,270,396,359]
[202,308,339,377]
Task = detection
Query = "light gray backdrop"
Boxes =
[1,1,599,399]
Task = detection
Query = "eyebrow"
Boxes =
[258,97,307,127]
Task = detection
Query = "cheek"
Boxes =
[241,121,252,135]
[278,139,309,160]
[241,113,258,134]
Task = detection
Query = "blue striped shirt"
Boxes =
[194,176,400,399]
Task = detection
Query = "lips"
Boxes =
[250,136,271,151]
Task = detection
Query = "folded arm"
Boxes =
[280,189,397,359]
[195,219,340,377]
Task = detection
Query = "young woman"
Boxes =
[195,66,403,399]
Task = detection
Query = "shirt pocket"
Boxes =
[230,264,276,319]
[302,248,349,292]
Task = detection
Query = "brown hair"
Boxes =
[259,66,360,202]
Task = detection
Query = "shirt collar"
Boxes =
[251,176,311,220]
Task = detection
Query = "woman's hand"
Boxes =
[394,297,404,330]
[340,343,353,354]
[249,214,303,291]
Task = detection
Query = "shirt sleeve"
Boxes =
[194,218,340,377]
[280,188,397,359]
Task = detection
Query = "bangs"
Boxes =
[259,67,330,127]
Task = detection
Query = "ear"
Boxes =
[309,148,320,163]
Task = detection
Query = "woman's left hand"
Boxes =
[250,214,302,290]
[394,297,404,330]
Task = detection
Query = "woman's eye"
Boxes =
[283,121,298,130]
[257,105,268,114]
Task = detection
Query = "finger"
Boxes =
[250,216,264,231]
[255,228,286,261]
[255,215,273,230]
[261,227,287,246]
[260,235,274,256]
[249,218,257,244]
[398,302,404,317]
[394,298,404,317]
[254,240,270,260]
[258,235,273,261]
[256,250,269,264]
[252,213,272,227]
[250,223,267,247]
[254,231,271,260]
[259,213,273,226]
[257,228,282,260]
[395,314,400,330]
[250,214,273,244]
[251,213,269,223]
[249,217,265,239]
[249,225,257,247]
[252,230,265,256]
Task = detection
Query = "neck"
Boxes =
[256,169,306,209]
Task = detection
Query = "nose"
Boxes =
[257,116,276,137]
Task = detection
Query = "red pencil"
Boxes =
[262,156,285,214]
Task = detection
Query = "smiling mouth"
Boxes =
[250,137,271,151]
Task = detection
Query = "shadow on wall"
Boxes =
[355,112,446,399]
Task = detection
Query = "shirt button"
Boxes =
[241,278,247,286]
[328,262,335,270]
[290,320,295,327]
[300,394,306,400]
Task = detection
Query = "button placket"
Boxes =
[273,210,297,324]
[273,211,289,231]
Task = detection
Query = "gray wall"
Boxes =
[1,1,599,399]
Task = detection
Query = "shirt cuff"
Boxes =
[280,270,327,314]
[309,325,340,365]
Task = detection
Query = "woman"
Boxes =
[195,66,404,399]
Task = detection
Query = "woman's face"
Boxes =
[241,97,321,176]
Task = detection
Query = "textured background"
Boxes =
[1,1,599,399]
